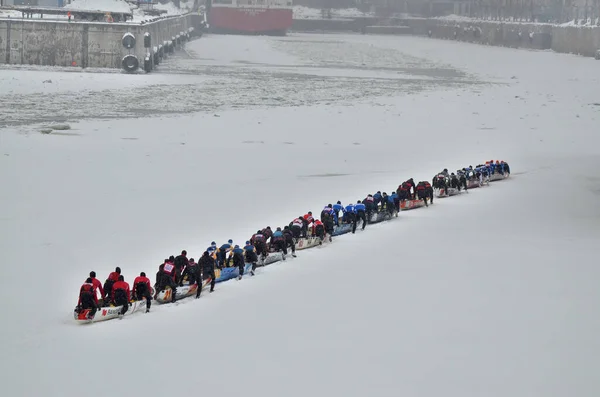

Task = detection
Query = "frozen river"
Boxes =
[0,34,487,128]
[1,33,600,397]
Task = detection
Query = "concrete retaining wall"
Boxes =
[291,16,600,58]
[291,18,358,32]
[405,19,554,50]
[0,14,202,68]
[552,26,600,57]
[364,25,413,35]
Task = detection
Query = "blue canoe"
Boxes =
[214,263,254,283]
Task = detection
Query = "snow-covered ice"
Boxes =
[1,33,600,397]
[293,5,373,19]
[65,0,133,13]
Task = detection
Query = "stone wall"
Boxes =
[0,14,202,68]
[552,26,600,57]
[291,18,358,32]
[403,19,554,50]
[291,15,600,58]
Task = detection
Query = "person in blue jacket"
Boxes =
[270,227,288,260]
[332,201,344,226]
[343,202,356,231]
[217,239,233,268]
[390,191,400,214]
[385,191,397,216]
[229,245,246,280]
[373,191,382,211]
[354,200,367,233]
[207,242,217,259]
[243,241,258,275]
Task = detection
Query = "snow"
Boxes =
[130,0,193,23]
[64,0,133,13]
[293,5,372,20]
[435,14,600,27]
[2,33,600,396]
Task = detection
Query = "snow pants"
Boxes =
[134,283,152,310]
[244,250,258,264]
[200,270,216,296]
[284,236,296,254]
[345,213,357,234]
[255,241,267,259]
[159,274,177,303]
[113,289,129,315]
[355,211,366,233]
[290,225,302,238]
[80,293,97,317]
[417,189,429,206]
[103,279,114,301]
[272,239,288,256]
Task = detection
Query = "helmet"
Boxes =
[245,241,250,245]
[211,241,216,246]
[357,200,361,203]
[140,271,146,277]
[308,212,312,215]
[443,168,448,172]
[116,267,121,273]
[189,259,195,263]
[337,201,341,204]
[90,271,96,278]
[328,204,332,208]
[276,227,281,231]
[228,239,233,244]
[234,245,239,248]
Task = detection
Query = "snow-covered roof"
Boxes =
[63,0,133,14]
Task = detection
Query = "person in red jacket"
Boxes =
[132,272,152,313]
[313,219,325,240]
[88,271,104,303]
[77,278,99,319]
[111,275,130,315]
[103,267,121,301]
[301,212,313,237]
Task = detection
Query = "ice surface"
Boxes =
[1,33,600,397]
[65,0,133,13]
[293,5,373,19]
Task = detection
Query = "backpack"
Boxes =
[135,282,148,298]
[114,288,127,303]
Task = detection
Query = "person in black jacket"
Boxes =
[174,250,188,283]
[282,226,297,257]
[230,246,246,280]
[181,258,200,286]
[197,251,216,298]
